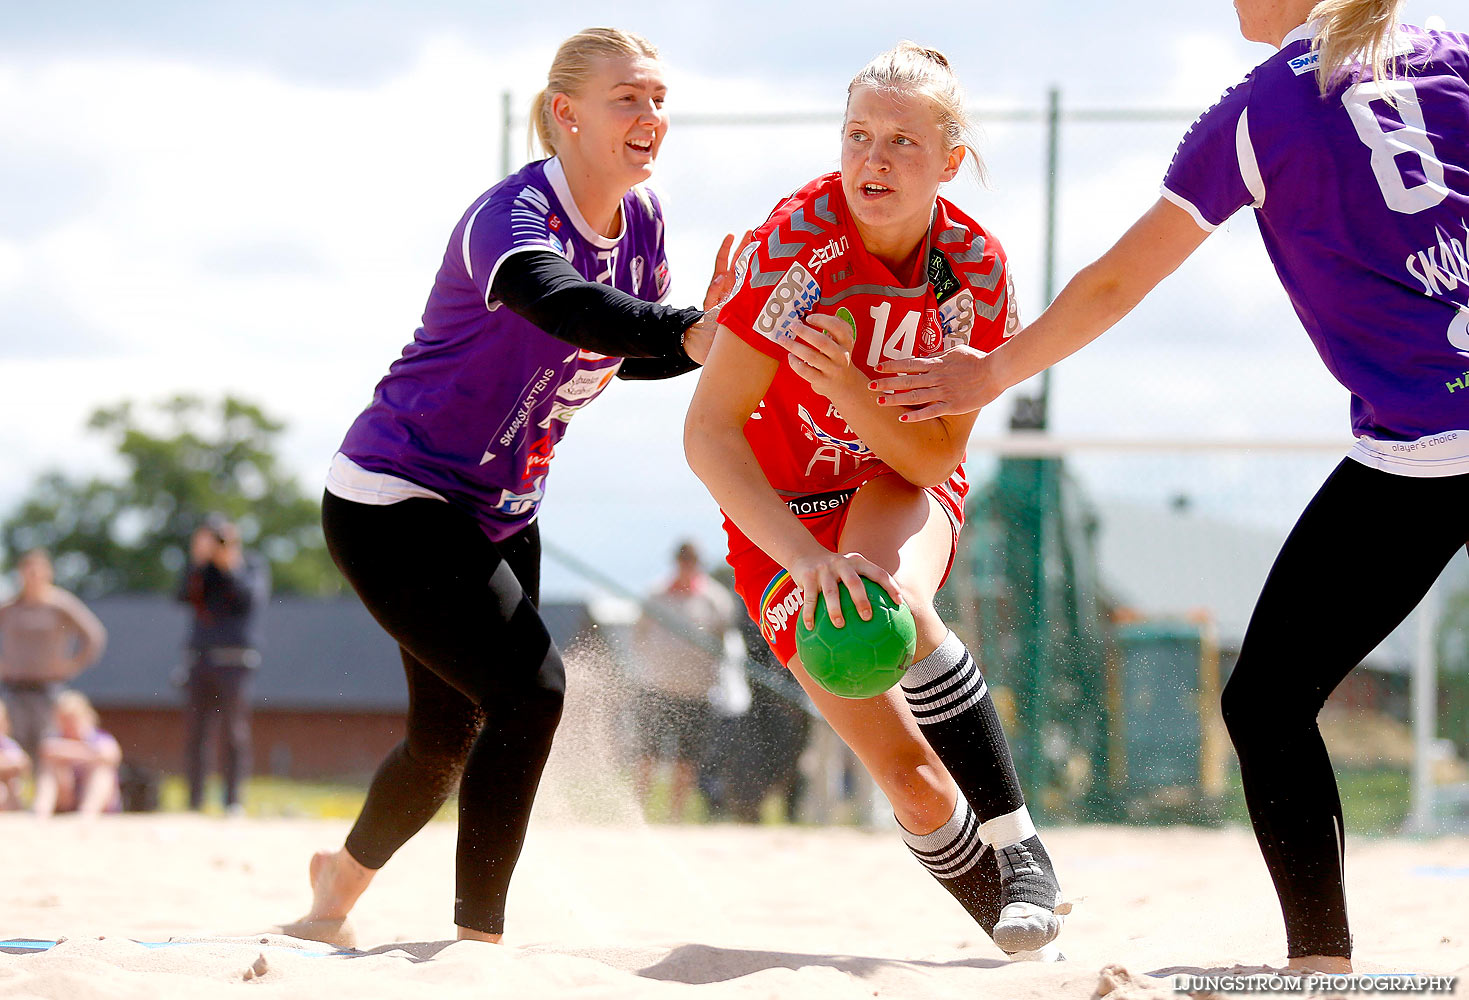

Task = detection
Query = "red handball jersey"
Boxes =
[716,171,1019,557]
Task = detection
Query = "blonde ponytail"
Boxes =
[1309,0,1407,95]
[527,28,660,159]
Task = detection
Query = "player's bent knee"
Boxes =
[405,722,480,769]
[1220,670,1266,739]
[1220,664,1318,745]
[876,759,954,829]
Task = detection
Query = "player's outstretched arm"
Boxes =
[787,314,977,488]
[876,197,1210,420]
[684,327,902,629]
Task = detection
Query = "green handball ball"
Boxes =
[795,578,917,699]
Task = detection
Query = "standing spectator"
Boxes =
[632,540,741,822]
[33,691,121,819]
[177,514,268,814]
[710,613,811,823]
[0,549,107,765]
[0,701,30,811]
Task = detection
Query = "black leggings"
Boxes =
[1221,459,1468,958]
[184,663,253,809]
[321,492,565,935]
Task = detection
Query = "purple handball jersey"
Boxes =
[339,157,672,539]
[1163,23,1469,452]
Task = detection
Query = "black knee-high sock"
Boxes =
[900,797,1001,937]
[902,631,1059,909]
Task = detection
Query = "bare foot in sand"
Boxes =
[1288,955,1353,974]
[456,927,503,944]
[277,848,375,949]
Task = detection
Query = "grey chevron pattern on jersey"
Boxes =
[968,252,1004,291]
[766,226,804,260]
[752,251,787,286]
[811,193,838,225]
[787,206,824,236]
[951,242,989,265]
[944,227,989,265]
[973,286,1007,321]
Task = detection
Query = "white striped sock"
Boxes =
[899,798,988,880]
[902,631,988,724]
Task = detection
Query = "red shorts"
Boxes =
[725,476,960,667]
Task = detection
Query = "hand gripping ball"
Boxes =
[795,578,917,699]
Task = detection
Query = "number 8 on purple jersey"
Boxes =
[1163,23,1469,476]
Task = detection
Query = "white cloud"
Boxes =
[0,242,23,293]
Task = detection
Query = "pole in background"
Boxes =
[1408,580,1441,834]
[1039,85,1061,414]
[1000,88,1064,800]
[500,90,513,179]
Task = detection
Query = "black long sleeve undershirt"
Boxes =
[490,250,702,380]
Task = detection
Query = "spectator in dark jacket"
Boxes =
[177,513,268,813]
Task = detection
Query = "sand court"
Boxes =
[1,814,1464,1000]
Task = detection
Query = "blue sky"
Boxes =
[1,0,1464,597]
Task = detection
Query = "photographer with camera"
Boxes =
[177,514,268,814]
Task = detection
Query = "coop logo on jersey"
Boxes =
[939,288,976,347]
[631,255,645,295]
[556,365,618,402]
[808,235,850,274]
[548,213,563,232]
[1004,272,1022,337]
[758,570,804,642]
[755,261,821,342]
[654,260,670,297]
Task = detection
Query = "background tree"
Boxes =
[2,395,340,597]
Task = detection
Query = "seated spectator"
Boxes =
[0,701,30,810]
[34,691,121,819]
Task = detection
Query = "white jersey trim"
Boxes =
[544,156,624,250]
[1348,431,1469,478]
[460,193,498,282]
[325,452,448,505]
[1236,107,1266,209]
[1281,21,1316,47]
[1159,185,1219,232]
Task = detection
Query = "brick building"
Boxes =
[73,595,594,780]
